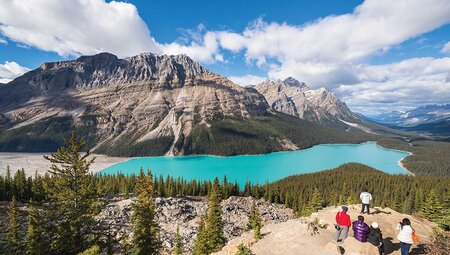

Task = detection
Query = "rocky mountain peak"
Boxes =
[283,77,307,88]
[0,52,270,156]
[255,78,361,125]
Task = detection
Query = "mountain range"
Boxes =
[369,104,450,136]
[0,52,371,156]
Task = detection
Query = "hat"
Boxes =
[371,222,379,229]
[341,205,348,212]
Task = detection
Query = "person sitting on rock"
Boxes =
[368,222,384,255]
[332,205,351,243]
[352,215,370,242]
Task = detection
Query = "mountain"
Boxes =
[254,77,362,127]
[370,104,450,135]
[0,53,370,156]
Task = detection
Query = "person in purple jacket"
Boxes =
[352,215,370,242]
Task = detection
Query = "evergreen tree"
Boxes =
[248,202,262,240]
[192,217,209,255]
[173,226,183,255]
[130,169,161,255]
[26,201,46,255]
[235,244,255,255]
[302,189,324,216]
[205,177,225,252]
[420,190,444,223]
[78,245,101,255]
[6,196,22,255]
[441,189,450,230]
[43,132,100,254]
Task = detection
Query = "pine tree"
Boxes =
[205,177,225,252]
[248,202,262,240]
[26,201,46,255]
[192,217,209,255]
[235,244,255,255]
[173,226,183,255]
[6,196,22,255]
[441,189,450,230]
[130,169,161,255]
[302,189,324,216]
[420,190,444,223]
[43,132,100,254]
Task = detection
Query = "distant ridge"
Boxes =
[0,53,370,156]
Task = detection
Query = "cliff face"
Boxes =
[255,77,361,125]
[0,53,269,155]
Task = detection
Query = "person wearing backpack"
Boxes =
[396,218,415,255]
[352,215,369,242]
[368,222,384,255]
[359,189,372,214]
[332,205,351,243]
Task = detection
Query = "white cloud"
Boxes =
[208,0,450,87]
[228,75,267,86]
[0,38,6,44]
[0,61,30,83]
[167,0,450,113]
[0,0,160,57]
[335,58,450,115]
[442,41,450,53]
[159,32,222,64]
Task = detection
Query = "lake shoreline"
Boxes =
[0,141,413,177]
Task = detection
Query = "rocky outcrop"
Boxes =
[214,205,435,255]
[96,196,294,255]
[255,78,361,126]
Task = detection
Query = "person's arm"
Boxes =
[369,193,372,201]
[396,223,401,231]
[335,212,340,223]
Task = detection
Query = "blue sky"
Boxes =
[1,0,450,114]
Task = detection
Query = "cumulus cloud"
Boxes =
[209,0,450,87]
[335,58,450,115]
[0,61,30,83]
[228,75,267,86]
[0,0,160,57]
[0,38,6,44]
[442,41,450,54]
[159,32,223,64]
[165,0,450,113]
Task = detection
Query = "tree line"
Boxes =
[1,134,449,254]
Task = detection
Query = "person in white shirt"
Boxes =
[359,190,372,214]
[396,218,414,255]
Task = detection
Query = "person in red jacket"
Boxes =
[332,205,351,243]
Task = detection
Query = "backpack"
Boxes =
[412,229,419,243]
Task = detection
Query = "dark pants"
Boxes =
[377,244,384,255]
[400,242,411,255]
[361,203,370,214]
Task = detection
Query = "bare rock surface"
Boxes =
[96,196,294,254]
[255,77,362,126]
[0,52,269,156]
[213,205,435,255]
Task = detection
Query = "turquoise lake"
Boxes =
[100,142,410,186]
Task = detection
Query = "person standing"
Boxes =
[360,190,372,214]
[368,222,384,255]
[396,218,414,255]
[352,215,369,242]
[332,205,351,243]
